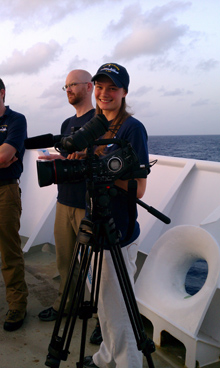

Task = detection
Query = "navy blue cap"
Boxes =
[92,63,130,91]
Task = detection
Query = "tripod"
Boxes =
[44,176,171,368]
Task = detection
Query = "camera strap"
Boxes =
[124,179,137,242]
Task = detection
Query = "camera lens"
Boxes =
[107,157,123,172]
[37,159,86,187]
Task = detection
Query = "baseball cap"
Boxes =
[92,63,130,91]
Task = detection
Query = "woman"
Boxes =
[83,63,150,368]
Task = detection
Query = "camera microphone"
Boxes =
[24,134,64,149]
[25,114,110,152]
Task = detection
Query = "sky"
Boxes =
[1,0,219,137]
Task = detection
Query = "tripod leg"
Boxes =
[45,219,105,368]
[77,315,88,368]
[77,246,104,368]
[45,240,93,367]
[109,242,155,368]
[51,237,82,339]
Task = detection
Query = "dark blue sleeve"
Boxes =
[123,121,149,166]
[5,111,27,153]
[111,117,150,168]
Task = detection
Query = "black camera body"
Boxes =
[37,141,147,187]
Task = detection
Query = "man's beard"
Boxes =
[68,91,84,106]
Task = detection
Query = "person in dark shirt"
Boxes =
[38,69,95,321]
[0,78,28,331]
[83,63,150,368]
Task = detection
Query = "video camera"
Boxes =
[37,140,147,187]
[25,114,149,188]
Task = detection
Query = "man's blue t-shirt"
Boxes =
[57,109,95,208]
[103,115,150,249]
[0,106,27,180]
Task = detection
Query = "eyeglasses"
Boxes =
[62,82,88,91]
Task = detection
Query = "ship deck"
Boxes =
[0,240,219,368]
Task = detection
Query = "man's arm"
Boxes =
[0,143,18,168]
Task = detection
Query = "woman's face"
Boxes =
[94,76,127,119]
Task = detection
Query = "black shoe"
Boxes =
[90,320,103,345]
[38,307,58,321]
[4,310,27,331]
[83,356,99,367]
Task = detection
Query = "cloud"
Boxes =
[129,86,153,97]
[39,81,64,99]
[41,98,67,110]
[38,81,68,110]
[66,56,90,74]
[159,87,193,96]
[197,59,219,71]
[106,3,142,33]
[0,40,62,75]
[191,99,209,107]
[1,0,120,30]
[1,1,73,29]
[106,1,191,60]
[126,97,152,119]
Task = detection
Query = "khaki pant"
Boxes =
[53,202,85,313]
[0,184,28,312]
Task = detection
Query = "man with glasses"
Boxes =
[0,78,28,331]
[38,69,95,321]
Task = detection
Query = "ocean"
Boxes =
[148,135,220,162]
[147,135,220,295]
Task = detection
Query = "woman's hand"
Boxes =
[67,151,86,160]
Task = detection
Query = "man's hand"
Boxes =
[0,143,18,168]
[0,155,18,168]
[38,153,66,160]
[38,151,86,161]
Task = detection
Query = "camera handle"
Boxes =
[44,182,156,368]
[116,186,171,225]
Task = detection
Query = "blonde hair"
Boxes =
[95,98,131,156]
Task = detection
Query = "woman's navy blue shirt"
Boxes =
[103,116,149,249]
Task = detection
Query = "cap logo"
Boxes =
[100,63,120,75]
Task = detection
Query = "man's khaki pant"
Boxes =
[0,184,28,312]
[53,202,85,313]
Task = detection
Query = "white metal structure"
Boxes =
[136,225,220,367]
[136,155,220,367]
[20,149,57,252]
